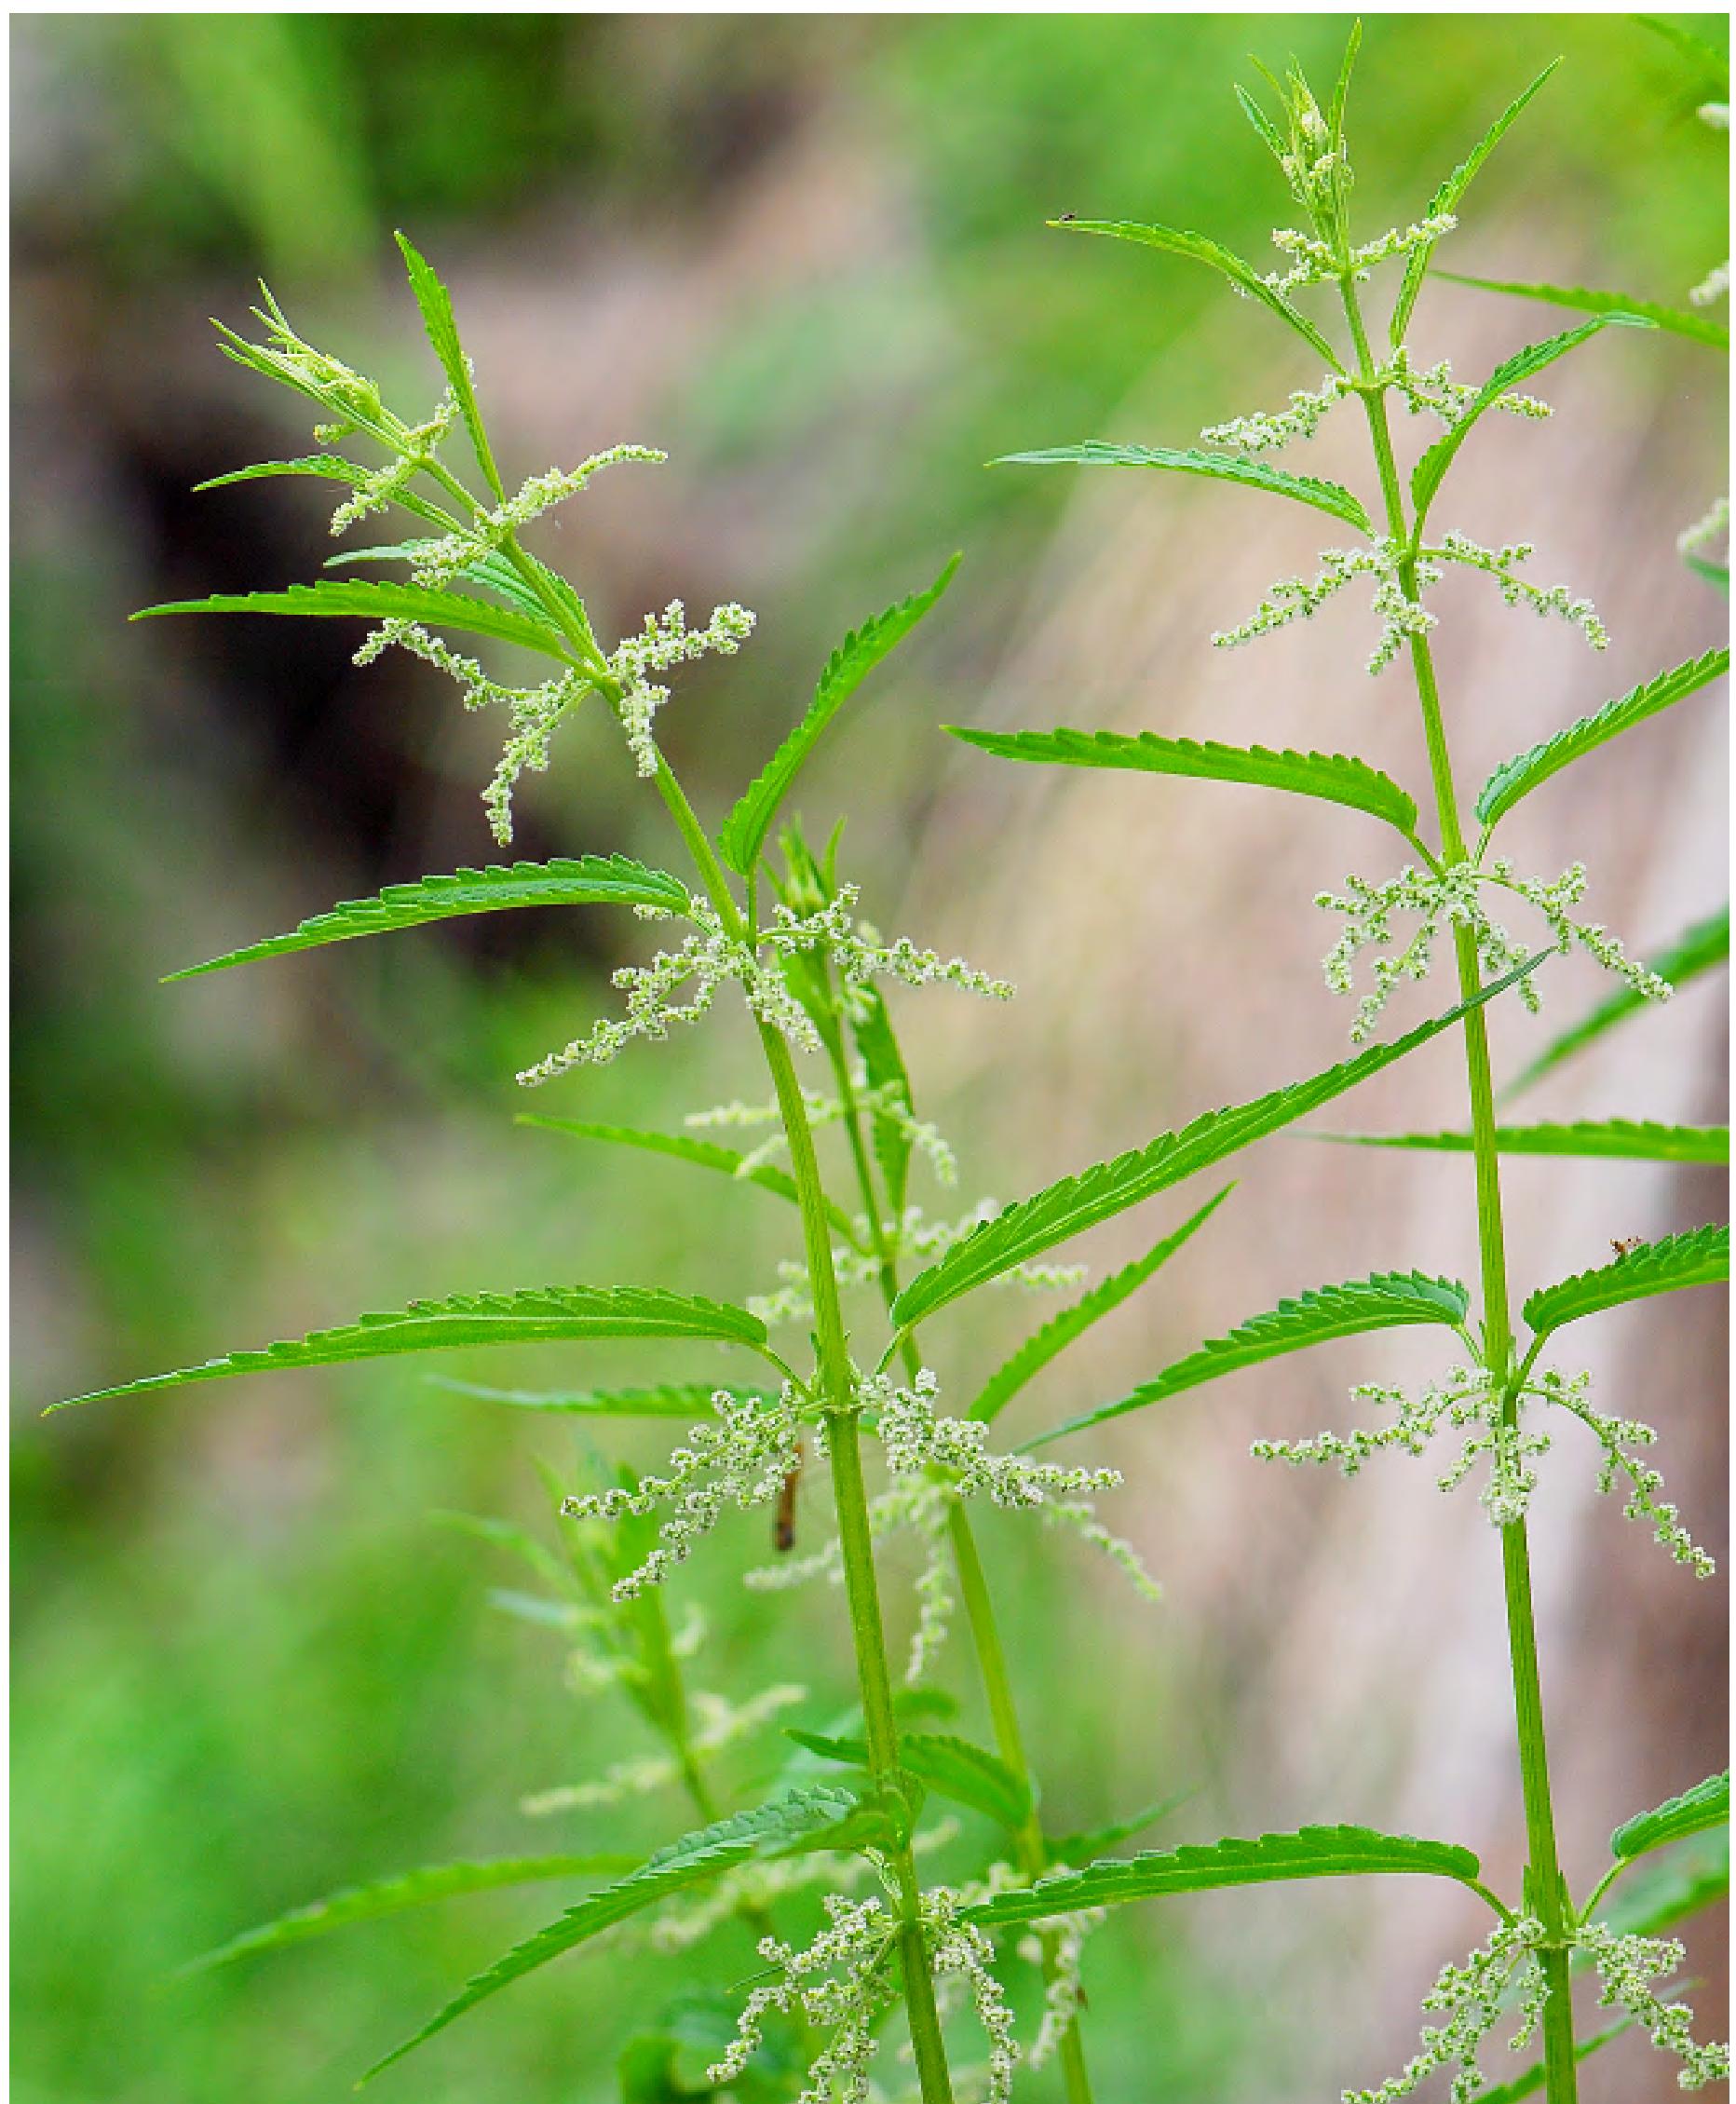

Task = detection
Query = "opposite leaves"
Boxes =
[1035,1271,1470,1446]
[1476,648,1729,830]
[994,442,1375,535]
[960,1826,1485,1931]
[946,726,1418,839]
[50,1287,772,1411]
[1523,1225,1729,1343]
[719,555,960,876]
[166,859,690,979]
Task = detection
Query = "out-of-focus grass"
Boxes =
[13,14,1726,2102]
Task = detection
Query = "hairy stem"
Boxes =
[817,1027,1097,2104]
[1342,276,1579,2098]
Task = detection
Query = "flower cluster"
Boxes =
[707,1877,1019,2104]
[609,598,757,777]
[1254,1362,1553,1526]
[1262,213,1454,296]
[1358,1916,1729,2102]
[1016,1883,1108,2070]
[1388,347,1552,429]
[688,1079,958,1188]
[400,444,669,582]
[521,1683,805,1814]
[516,885,1011,1088]
[1203,354,1549,460]
[1212,538,1441,675]
[1434,533,1609,649]
[1203,372,1354,453]
[329,389,460,536]
[561,1388,807,1600]
[873,1369,1120,1512]
[1678,494,1730,559]
[1539,1366,1716,1577]
[1315,854,1668,1042]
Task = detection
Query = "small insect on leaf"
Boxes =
[1610,1237,1645,1259]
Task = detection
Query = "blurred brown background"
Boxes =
[12,14,1728,2103]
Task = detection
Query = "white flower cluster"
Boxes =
[707,1879,1018,2104]
[608,598,756,777]
[1346,1915,1547,2104]
[561,1388,807,1600]
[352,618,590,844]
[1387,347,1552,429]
[1435,533,1609,650]
[516,885,1011,1088]
[874,1369,1121,1512]
[398,444,669,583]
[1262,213,1454,296]
[329,388,460,536]
[1575,1921,1730,2087]
[1212,538,1440,675]
[1255,1363,1553,1527]
[519,1684,806,1815]
[1678,494,1730,558]
[1538,1366,1716,1577]
[1203,351,1550,461]
[1202,372,1355,453]
[1357,1916,1729,2102]
[687,1079,957,1188]
[1316,854,1669,1043]
[1015,1882,1108,2071]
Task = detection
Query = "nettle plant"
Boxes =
[946,32,1729,2104]
[51,35,1729,2104]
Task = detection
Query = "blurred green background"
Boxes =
[13,14,1728,2104]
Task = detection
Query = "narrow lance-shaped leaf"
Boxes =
[1048,217,1343,366]
[1436,272,1729,352]
[1523,1225,1729,1344]
[48,1286,773,1413]
[959,1826,1487,1932]
[785,1728,1032,1833]
[516,1117,865,1249]
[1033,1271,1471,1447]
[969,1188,1232,1424]
[180,1853,642,1976]
[945,725,1418,839]
[719,554,961,876]
[994,442,1375,535]
[1504,904,1728,1098]
[1389,61,1562,345]
[328,541,557,625]
[165,858,688,981]
[891,959,1537,1332]
[425,1377,769,1418]
[1307,1121,1729,1166]
[1475,648,1729,829]
[1411,316,1650,521]
[195,455,457,530]
[1602,1826,1729,1939]
[394,230,504,499]
[359,1787,874,2084]
[1612,1771,1729,1864]
[131,578,570,658]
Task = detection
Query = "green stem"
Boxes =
[817,1026,1097,2104]
[1342,277,1579,2099]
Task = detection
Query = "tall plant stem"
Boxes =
[821,1037,1098,2104]
[1341,279,1579,2099]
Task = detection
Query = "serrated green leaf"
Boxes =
[1390,62,1562,345]
[164,858,688,981]
[1476,649,1729,828]
[49,1287,771,1413]
[1050,220,1341,366]
[785,1729,1031,1832]
[1308,1121,1728,1165]
[195,456,456,530]
[131,578,569,658]
[719,556,960,876]
[1504,905,1728,1096]
[946,725,1418,838]
[180,1853,639,1976]
[395,231,504,499]
[1034,1270,1470,1447]
[1603,1826,1729,1937]
[1437,272,1729,351]
[1613,1771,1729,1862]
[515,1117,864,1249]
[849,984,917,1215]
[969,1188,1231,1424]
[425,1377,767,1418]
[1412,316,1648,520]
[1046,1788,1193,1866]
[959,1825,1485,1930]
[891,961,1535,1333]
[1524,1226,1729,1342]
[328,541,556,625]
[359,1788,867,2083]
[994,442,1374,534]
